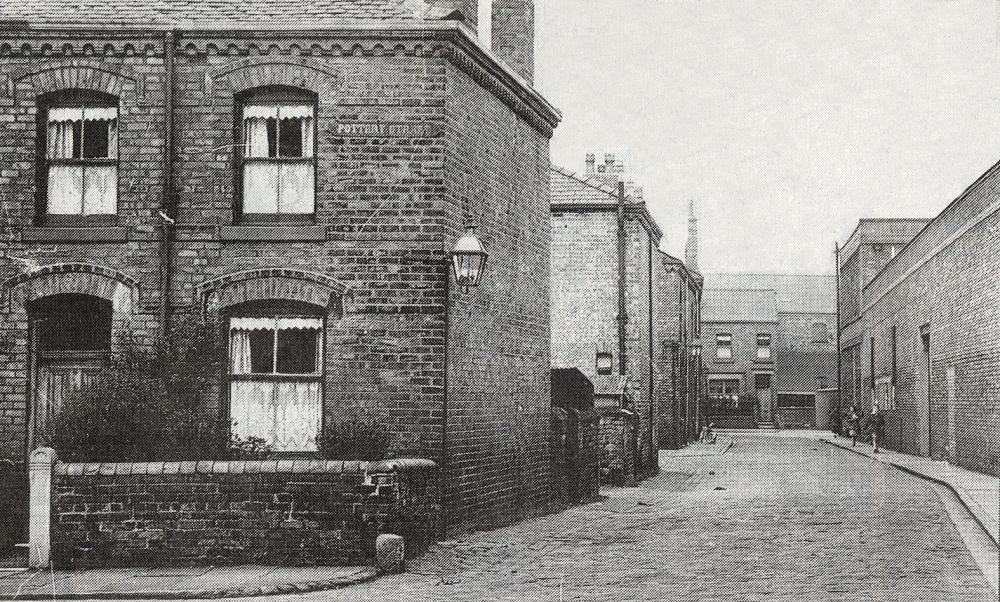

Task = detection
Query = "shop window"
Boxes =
[229,312,323,452]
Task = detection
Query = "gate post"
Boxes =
[28,447,56,569]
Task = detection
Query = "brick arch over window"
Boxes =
[209,57,338,99]
[12,60,136,100]
[3,262,138,314]
[196,268,348,316]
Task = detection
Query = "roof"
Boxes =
[549,165,664,240]
[703,273,835,314]
[702,288,778,323]
[0,0,433,28]
[549,166,617,205]
[839,218,932,266]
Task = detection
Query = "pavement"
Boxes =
[823,433,999,545]
[1,431,994,601]
[0,565,377,600]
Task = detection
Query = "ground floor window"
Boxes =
[776,393,816,408]
[229,314,323,452]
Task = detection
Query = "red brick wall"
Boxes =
[51,459,439,567]
[860,168,1000,476]
[0,28,558,538]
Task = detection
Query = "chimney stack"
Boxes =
[685,200,699,272]
[426,0,478,31]
[492,0,534,84]
[585,153,595,174]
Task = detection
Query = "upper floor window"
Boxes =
[716,333,732,360]
[756,333,771,359]
[239,88,316,219]
[811,321,830,343]
[41,92,118,220]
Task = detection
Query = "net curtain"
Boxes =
[229,317,322,452]
[46,107,118,215]
[242,105,314,214]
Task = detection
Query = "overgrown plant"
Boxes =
[49,314,249,462]
[321,417,391,460]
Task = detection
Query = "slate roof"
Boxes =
[550,166,617,205]
[0,0,430,28]
[703,273,835,314]
[702,288,778,323]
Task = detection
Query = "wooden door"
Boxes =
[30,354,104,452]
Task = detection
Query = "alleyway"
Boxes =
[313,434,992,601]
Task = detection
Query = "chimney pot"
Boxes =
[585,153,595,173]
[605,153,615,165]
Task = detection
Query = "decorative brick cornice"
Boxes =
[0,22,560,136]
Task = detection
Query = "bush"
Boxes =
[321,417,391,461]
[49,314,252,462]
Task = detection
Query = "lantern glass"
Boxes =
[451,226,488,288]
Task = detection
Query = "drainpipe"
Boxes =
[158,30,176,339]
[835,242,842,427]
[616,181,627,376]
[439,261,451,540]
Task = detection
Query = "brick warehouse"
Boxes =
[703,273,836,429]
[838,194,1000,475]
[549,155,702,483]
[0,0,561,559]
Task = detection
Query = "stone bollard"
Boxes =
[375,533,405,574]
[28,447,57,569]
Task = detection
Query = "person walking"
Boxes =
[867,404,885,453]
[847,405,861,447]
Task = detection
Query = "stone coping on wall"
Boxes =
[53,458,437,477]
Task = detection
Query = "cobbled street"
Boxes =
[294,434,994,602]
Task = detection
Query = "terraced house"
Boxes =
[0,0,559,565]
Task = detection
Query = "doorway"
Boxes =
[917,326,931,457]
[27,294,112,452]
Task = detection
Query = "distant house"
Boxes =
[702,273,837,429]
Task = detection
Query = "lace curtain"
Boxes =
[46,107,117,215]
[229,317,322,451]
[243,104,314,214]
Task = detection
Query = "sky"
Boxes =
[525,0,1000,274]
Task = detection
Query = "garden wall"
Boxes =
[49,458,438,568]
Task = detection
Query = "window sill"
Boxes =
[22,226,128,243]
[220,226,326,242]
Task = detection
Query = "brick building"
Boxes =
[654,209,703,449]
[549,155,702,479]
[0,0,560,548]
[702,288,779,428]
[838,194,1000,476]
[836,218,931,417]
[703,273,837,428]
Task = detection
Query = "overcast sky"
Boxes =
[528,0,1000,274]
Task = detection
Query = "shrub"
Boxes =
[321,417,391,461]
[49,314,242,462]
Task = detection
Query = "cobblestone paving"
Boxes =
[311,435,993,601]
